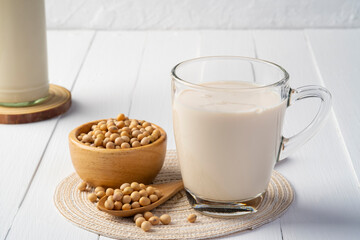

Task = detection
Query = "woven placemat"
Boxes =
[54,150,294,239]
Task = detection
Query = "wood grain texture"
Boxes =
[0,84,71,124]
[253,30,360,240]
[69,120,167,187]
[0,31,94,240]
[306,29,360,185]
[100,220,282,240]
[129,31,201,150]
[5,31,147,240]
[3,30,360,240]
[199,30,255,56]
[97,180,184,217]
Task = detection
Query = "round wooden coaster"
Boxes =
[0,84,71,124]
[54,150,294,240]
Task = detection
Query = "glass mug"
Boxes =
[171,56,331,217]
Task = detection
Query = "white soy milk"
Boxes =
[0,0,49,103]
[173,81,287,201]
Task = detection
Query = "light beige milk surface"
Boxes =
[0,0,49,103]
[173,81,287,201]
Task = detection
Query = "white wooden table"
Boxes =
[1,29,360,240]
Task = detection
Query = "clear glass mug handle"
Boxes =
[279,85,332,161]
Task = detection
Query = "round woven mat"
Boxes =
[54,150,294,240]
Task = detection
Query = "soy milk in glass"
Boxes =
[173,81,287,201]
[171,56,332,217]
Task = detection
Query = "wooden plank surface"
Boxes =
[306,29,360,185]
[2,30,360,240]
[253,30,360,240]
[5,31,147,240]
[128,31,200,151]
[99,31,201,240]
[99,220,281,240]
[0,31,94,240]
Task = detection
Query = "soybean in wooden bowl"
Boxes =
[69,116,167,188]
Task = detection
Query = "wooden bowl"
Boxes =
[69,119,167,188]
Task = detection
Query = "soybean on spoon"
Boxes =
[97,180,184,217]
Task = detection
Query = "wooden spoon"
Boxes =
[97,180,184,217]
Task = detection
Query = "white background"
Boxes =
[45,0,360,29]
